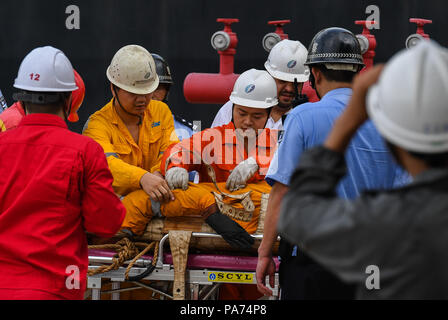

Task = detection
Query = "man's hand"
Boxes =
[226,157,259,192]
[256,253,277,296]
[255,182,289,295]
[165,167,189,190]
[324,64,384,153]
[140,172,174,203]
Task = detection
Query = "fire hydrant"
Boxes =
[355,20,377,70]
[406,18,432,49]
[262,20,291,52]
[183,18,240,104]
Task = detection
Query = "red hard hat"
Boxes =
[68,69,85,122]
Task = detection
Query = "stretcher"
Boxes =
[86,232,280,300]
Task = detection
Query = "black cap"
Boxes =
[151,53,173,84]
[305,27,365,67]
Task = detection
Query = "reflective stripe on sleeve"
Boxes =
[105,152,119,158]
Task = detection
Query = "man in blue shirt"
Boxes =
[256,27,406,299]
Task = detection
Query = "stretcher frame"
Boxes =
[86,233,280,300]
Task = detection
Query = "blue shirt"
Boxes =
[173,116,194,141]
[266,87,406,200]
[173,115,198,182]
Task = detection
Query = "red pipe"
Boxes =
[183,18,240,104]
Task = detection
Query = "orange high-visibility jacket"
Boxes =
[83,99,179,196]
[161,122,279,183]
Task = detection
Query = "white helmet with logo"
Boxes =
[264,39,310,83]
[229,69,278,109]
[367,40,448,153]
[107,45,159,95]
[14,46,78,92]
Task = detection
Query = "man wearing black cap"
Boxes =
[151,53,198,142]
[256,27,406,299]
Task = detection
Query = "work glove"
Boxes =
[205,212,255,250]
[226,157,259,192]
[165,167,189,190]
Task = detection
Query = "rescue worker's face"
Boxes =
[111,85,153,116]
[152,84,169,102]
[233,104,269,131]
[274,78,304,109]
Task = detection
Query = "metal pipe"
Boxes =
[101,286,143,295]
[89,255,151,267]
[201,283,221,300]
[131,281,173,300]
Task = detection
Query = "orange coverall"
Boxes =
[120,122,278,235]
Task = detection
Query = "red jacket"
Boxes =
[0,114,126,300]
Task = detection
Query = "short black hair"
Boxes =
[311,64,357,83]
[22,91,71,114]
[409,151,448,168]
[386,140,448,169]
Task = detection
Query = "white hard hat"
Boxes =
[229,69,278,109]
[367,40,448,153]
[107,45,159,95]
[264,39,310,83]
[14,46,78,92]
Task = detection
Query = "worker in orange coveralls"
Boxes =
[165,68,281,299]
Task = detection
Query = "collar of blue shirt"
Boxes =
[320,87,353,101]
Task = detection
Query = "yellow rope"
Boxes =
[124,241,159,280]
[87,238,159,279]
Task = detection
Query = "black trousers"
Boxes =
[278,240,356,300]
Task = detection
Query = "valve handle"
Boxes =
[409,18,432,26]
[268,19,290,40]
[217,18,239,32]
[355,20,377,34]
[268,20,291,26]
[409,18,432,39]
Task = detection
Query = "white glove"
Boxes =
[165,167,189,190]
[226,157,259,192]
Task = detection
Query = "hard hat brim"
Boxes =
[265,62,310,83]
[106,67,159,95]
[13,83,79,92]
[304,59,365,68]
[229,95,278,109]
